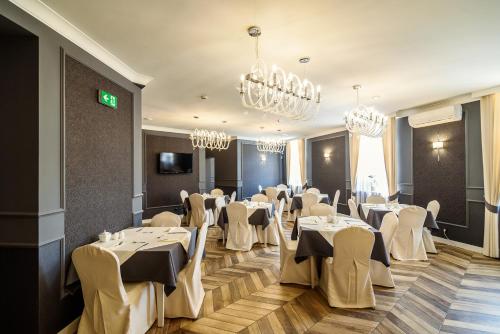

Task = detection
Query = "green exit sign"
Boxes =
[98,89,118,109]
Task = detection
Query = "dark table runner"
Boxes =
[291,220,390,277]
[289,195,330,213]
[217,203,274,230]
[358,204,439,230]
[120,227,197,296]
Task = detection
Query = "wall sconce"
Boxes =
[432,140,444,162]
[323,151,332,161]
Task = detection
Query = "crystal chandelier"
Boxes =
[256,138,286,154]
[239,26,321,121]
[344,85,387,137]
[190,129,230,151]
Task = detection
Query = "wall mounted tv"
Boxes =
[158,152,193,174]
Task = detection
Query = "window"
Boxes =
[288,140,302,188]
[355,135,388,201]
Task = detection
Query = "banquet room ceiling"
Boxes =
[40,0,500,138]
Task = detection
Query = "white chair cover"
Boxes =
[370,212,398,287]
[348,198,361,219]
[164,223,208,319]
[276,184,288,190]
[72,245,156,334]
[391,206,428,261]
[230,191,236,203]
[277,198,285,217]
[210,188,224,196]
[151,211,182,227]
[189,193,214,228]
[306,187,320,195]
[300,193,318,217]
[332,190,340,215]
[256,198,283,246]
[366,195,386,204]
[310,203,335,216]
[319,227,376,308]
[423,200,440,253]
[251,193,269,203]
[214,196,227,227]
[265,187,278,203]
[274,211,311,285]
[226,202,258,251]
[180,190,189,203]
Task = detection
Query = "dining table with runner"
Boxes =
[358,203,439,230]
[289,193,331,213]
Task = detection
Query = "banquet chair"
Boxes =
[226,202,258,251]
[300,193,318,216]
[180,190,189,203]
[230,191,236,203]
[72,245,156,334]
[180,190,190,224]
[348,199,361,219]
[274,211,311,285]
[423,200,440,253]
[257,198,281,246]
[370,212,398,287]
[251,193,269,203]
[388,191,400,204]
[366,195,386,204]
[306,187,320,195]
[391,206,428,261]
[332,190,340,214]
[319,227,376,308]
[210,188,224,196]
[265,186,279,206]
[189,193,214,228]
[276,184,288,190]
[151,211,182,227]
[310,203,335,216]
[163,222,208,319]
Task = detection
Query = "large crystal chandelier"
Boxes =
[239,26,321,121]
[190,129,230,151]
[256,138,286,154]
[344,85,387,137]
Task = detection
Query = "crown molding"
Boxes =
[142,124,192,135]
[10,0,153,85]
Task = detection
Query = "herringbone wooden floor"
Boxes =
[147,222,500,334]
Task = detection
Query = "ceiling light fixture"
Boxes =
[190,129,230,151]
[239,26,321,121]
[256,137,286,154]
[344,85,387,137]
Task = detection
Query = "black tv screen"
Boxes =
[158,152,193,174]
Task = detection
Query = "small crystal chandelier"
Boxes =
[344,85,387,137]
[256,138,286,154]
[239,26,321,121]
[190,129,230,151]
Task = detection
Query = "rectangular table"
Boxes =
[289,193,330,213]
[183,194,229,214]
[358,203,439,230]
[292,216,390,287]
[67,226,197,327]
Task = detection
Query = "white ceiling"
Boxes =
[40,0,500,138]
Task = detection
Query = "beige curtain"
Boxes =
[286,142,291,184]
[349,133,360,199]
[382,117,397,195]
[480,94,500,258]
[297,139,306,185]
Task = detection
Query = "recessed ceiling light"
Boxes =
[277,129,282,132]
[372,95,381,100]
[143,116,153,121]
[222,120,227,124]
[193,115,199,119]
[260,126,264,130]
[200,95,208,100]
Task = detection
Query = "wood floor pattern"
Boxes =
[147,223,500,334]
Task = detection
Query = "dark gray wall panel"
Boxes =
[143,131,199,218]
[241,143,282,198]
[206,140,241,198]
[65,55,133,264]
[413,114,466,227]
[396,117,413,204]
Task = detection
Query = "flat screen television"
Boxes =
[158,152,193,174]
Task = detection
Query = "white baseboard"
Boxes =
[57,317,79,334]
[433,236,483,254]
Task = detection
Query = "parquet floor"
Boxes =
[147,222,500,334]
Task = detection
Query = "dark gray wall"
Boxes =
[397,101,484,246]
[306,131,351,214]
[142,131,201,218]
[0,3,143,333]
[241,141,283,198]
[206,139,241,198]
